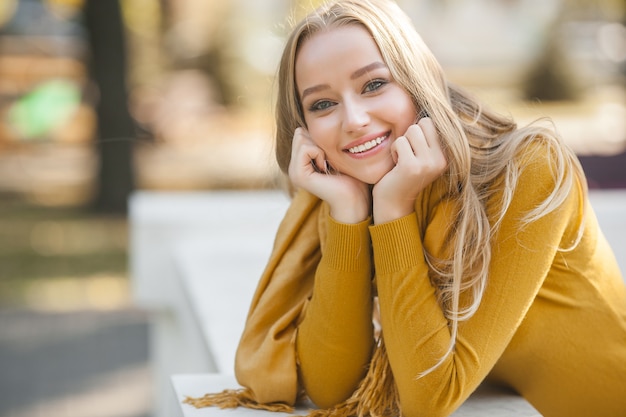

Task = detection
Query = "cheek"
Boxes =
[398,98,418,126]
[385,89,417,126]
[307,121,336,152]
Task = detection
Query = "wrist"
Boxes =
[373,197,415,224]
[330,203,370,224]
[328,193,371,224]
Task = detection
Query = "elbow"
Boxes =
[306,386,352,410]
[400,403,452,417]
[298,351,370,409]
[299,365,365,409]
[399,394,462,417]
[296,329,374,409]
[396,384,468,417]
[394,372,468,417]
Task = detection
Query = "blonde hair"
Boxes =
[275,0,587,376]
[183,1,589,415]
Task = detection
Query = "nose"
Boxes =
[342,97,370,133]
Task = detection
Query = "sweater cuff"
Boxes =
[369,212,424,274]
[323,214,372,271]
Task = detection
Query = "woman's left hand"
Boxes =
[372,117,447,224]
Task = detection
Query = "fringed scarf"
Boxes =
[184,337,399,416]
[183,189,402,416]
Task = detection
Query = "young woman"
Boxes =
[187,0,626,416]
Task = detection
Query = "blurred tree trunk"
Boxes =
[84,0,136,214]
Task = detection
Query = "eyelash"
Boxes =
[309,100,333,112]
[364,79,387,93]
[307,78,389,112]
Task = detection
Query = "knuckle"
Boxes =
[408,123,422,133]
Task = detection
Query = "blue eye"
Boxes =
[363,79,387,93]
[309,100,333,112]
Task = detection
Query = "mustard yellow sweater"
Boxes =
[234,148,626,417]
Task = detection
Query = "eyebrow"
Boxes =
[300,61,387,101]
[351,61,386,80]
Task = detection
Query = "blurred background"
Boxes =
[0,0,623,416]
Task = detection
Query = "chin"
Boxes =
[358,169,390,185]
[359,163,394,185]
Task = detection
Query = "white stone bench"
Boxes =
[130,189,626,417]
[130,190,290,417]
[171,374,541,417]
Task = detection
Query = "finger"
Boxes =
[417,117,440,150]
[326,160,338,175]
[293,127,313,150]
[404,124,429,156]
[305,143,327,173]
[291,128,305,154]
[417,118,447,168]
[391,135,413,162]
[310,158,327,173]
[291,129,319,176]
[300,143,327,175]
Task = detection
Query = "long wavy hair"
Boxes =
[274,0,586,378]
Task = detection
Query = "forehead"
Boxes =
[295,25,384,87]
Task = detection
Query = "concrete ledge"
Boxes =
[172,374,541,417]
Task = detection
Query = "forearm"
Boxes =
[371,211,506,417]
[369,151,578,416]
[296,215,375,408]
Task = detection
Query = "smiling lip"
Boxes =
[344,132,390,156]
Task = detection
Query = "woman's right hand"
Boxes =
[288,128,371,223]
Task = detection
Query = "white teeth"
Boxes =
[348,136,386,154]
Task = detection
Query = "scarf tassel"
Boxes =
[185,336,400,417]
[184,388,295,413]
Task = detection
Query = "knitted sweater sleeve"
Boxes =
[369,149,581,417]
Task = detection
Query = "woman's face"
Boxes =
[295,24,418,185]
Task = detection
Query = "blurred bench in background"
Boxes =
[131,190,289,417]
[130,189,626,417]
